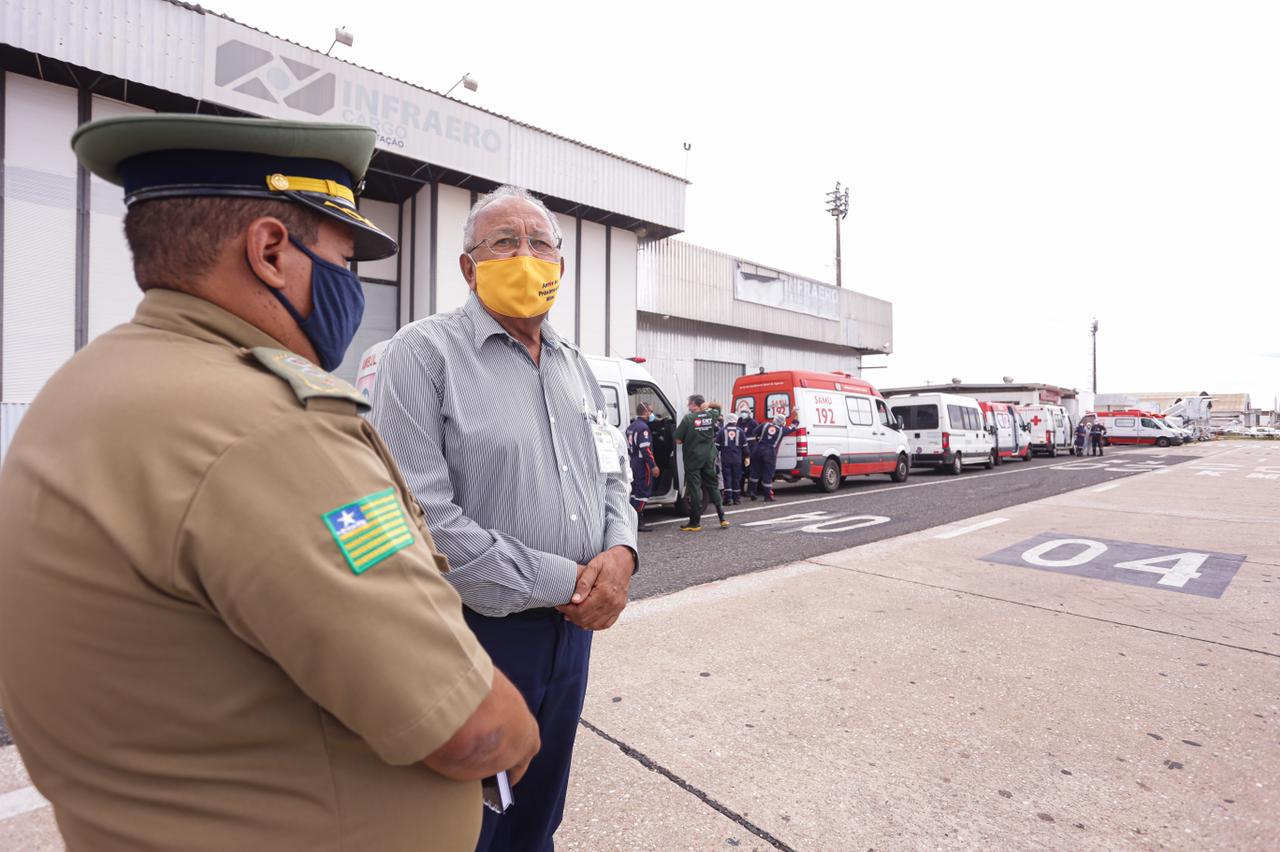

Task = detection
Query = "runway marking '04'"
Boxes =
[982,533,1245,598]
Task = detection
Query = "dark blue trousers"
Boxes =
[464,607,592,852]
[721,457,743,499]
[749,450,777,497]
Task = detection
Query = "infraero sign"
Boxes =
[203,17,509,180]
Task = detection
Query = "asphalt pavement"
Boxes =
[631,448,1198,599]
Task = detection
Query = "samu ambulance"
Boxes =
[731,371,910,493]
[1093,410,1184,447]
[979,401,1033,463]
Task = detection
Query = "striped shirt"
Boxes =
[369,294,637,617]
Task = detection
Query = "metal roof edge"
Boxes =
[179,1,690,184]
[653,237,893,307]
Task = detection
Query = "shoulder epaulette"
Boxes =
[250,347,370,412]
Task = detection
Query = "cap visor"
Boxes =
[291,192,398,262]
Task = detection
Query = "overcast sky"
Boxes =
[211,0,1279,409]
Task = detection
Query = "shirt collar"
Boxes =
[463,293,566,353]
[131,288,286,351]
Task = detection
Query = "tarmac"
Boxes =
[1,441,1276,850]
[560,440,1279,850]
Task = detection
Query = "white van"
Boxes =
[1019,404,1075,457]
[355,340,691,507]
[731,370,911,492]
[888,392,997,474]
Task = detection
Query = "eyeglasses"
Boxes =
[468,234,562,259]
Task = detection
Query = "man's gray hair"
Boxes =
[463,185,562,251]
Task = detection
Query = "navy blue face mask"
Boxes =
[255,236,365,372]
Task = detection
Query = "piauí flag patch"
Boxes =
[324,488,414,574]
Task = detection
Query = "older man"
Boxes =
[371,185,637,851]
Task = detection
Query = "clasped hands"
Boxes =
[555,545,634,630]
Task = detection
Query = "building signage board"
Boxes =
[201,17,511,182]
[733,263,840,320]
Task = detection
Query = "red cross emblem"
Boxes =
[1029,416,1043,426]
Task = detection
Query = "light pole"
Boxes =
[325,27,354,56]
[1090,319,1099,393]
[444,73,479,97]
[825,182,850,288]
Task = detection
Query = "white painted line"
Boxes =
[0,785,49,821]
[934,517,1009,539]
[647,462,1067,527]
[1091,482,1124,493]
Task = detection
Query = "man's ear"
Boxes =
[460,253,477,290]
[245,217,291,289]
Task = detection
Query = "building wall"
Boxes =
[88,95,150,340]
[2,0,687,234]
[3,73,79,403]
[637,313,864,406]
[638,238,893,354]
[578,221,608,356]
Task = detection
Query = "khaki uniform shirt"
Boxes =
[0,290,494,851]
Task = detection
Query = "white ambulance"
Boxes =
[1019,403,1075,457]
[731,370,911,492]
[1094,411,1184,447]
[980,401,1033,463]
[888,392,997,474]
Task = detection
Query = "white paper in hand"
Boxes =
[482,771,514,814]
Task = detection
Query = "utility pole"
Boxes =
[825,182,850,288]
[1090,318,1099,393]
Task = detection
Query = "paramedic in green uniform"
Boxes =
[674,395,729,532]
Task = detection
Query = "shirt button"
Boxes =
[561,464,568,472]
[570,514,578,521]
[550,417,556,424]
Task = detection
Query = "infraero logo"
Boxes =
[214,39,336,116]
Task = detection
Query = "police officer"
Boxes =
[626,403,661,531]
[675,394,729,532]
[716,413,749,505]
[750,414,799,502]
[0,115,539,852]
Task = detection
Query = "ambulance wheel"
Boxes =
[1156,437,1171,448]
[891,454,909,483]
[948,453,963,475]
[818,458,841,493]
[985,450,996,470]
[1049,443,1058,458]
[1023,449,1033,462]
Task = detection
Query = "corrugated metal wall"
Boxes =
[0,0,206,98]
[0,401,27,465]
[0,0,685,233]
[694,359,745,410]
[508,124,685,233]
[638,238,892,353]
[637,314,865,406]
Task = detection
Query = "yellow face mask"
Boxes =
[472,255,561,318]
